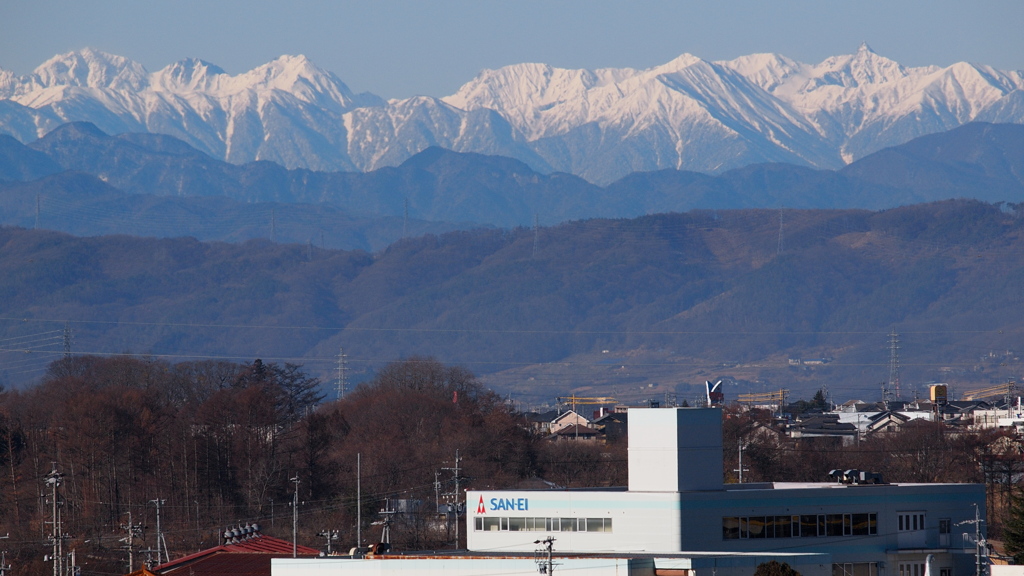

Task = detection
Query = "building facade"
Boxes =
[467,408,985,576]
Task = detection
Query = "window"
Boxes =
[852,513,877,536]
[899,562,925,576]
[939,518,951,546]
[833,563,879,576]
[724,513,877,540]
[801,515,818,537]
[474,516,612,533]
[899,512,926,532]
[723,517,740,539]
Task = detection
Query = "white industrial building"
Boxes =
[274,407,986,576]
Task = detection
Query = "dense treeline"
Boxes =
[0,355,1017,574]
[0,355,625,575]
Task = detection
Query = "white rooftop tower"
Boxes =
[627,407,723,492]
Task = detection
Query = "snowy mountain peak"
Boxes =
[0,67,15,97]
[806,45,909,89]
[151,58,227,92]
[656,53,704,72]
[31,48,149,92]
[718,53,808,93]
[445,62,608,113]
[229,54,370,109]
[2,48,1023,184]
[238,54,326,89]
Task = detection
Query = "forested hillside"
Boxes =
[2,199,1024,402]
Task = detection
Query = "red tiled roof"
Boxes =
[155,534,320,575]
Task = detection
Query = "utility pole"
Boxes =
[372,499,396,544]
[737,440,753,481]
[434,471,441,515]
[317,529,339,555]
[957,503,988,576]
[442,450,463,548]
[534,537,555,575]
[0,550,10,576]
[1,534,11,576]
[290,476,300,558]
[356,453,362,552]
[45,464,64,576]
[149,498,167,565]
[119,511,144,573]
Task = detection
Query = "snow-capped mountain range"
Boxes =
[1,45,1022,184]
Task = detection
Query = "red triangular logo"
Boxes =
[477,495,486,514]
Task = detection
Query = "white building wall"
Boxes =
[466,489,682,553]
[273,556,654,576]
[628,407,723,492]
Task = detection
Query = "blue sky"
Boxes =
[2,0,1022,99]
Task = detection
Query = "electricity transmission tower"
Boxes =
[888,329,902,400]
[336,348,348,400]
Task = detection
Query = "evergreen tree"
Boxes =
[1004,488,1024,563]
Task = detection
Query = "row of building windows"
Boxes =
[898,562,950,576]
[723,513,878,539]
[474,517,613,533]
